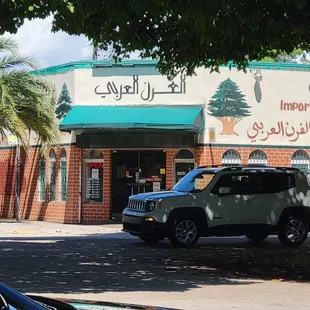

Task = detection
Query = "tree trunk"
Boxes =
[216,117,241,135]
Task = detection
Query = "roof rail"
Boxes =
[197,165,223,168]
[198,165,301,171]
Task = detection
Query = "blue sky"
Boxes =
[10,16,142,69]
[10,16,94,68]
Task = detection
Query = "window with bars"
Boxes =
[291,150,309,173]
[60,150,67,202]
[221,149,241,167]
[39,156,46,201]
[49,150,56,201]
[248,150,268,166]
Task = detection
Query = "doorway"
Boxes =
[111,150,166,217]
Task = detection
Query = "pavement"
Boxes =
[0,219,124,238]
[0,220,310,310]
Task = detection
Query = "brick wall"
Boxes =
[0,145,81,223]
[196,145,308,166]
[1,144,301,224]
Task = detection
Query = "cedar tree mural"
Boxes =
[208,78,251,135]
[55,83,72,119]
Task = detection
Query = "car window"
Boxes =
[212,172,295,195]
[194,173,215,192]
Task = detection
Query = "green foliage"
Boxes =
[55,83,72,119]
[0,36,59,149]
[208,79,251,118]
[2,1,310,77]
[260,48,310,63]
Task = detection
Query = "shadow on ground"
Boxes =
[0,234,309,295]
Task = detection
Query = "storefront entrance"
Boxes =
[111,150,167,217]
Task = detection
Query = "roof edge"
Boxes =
[31,59,310,76]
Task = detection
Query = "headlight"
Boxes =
[146,201,157,212]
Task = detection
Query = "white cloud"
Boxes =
[7,16,93,68]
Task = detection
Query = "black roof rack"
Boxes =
[198,165,301,171]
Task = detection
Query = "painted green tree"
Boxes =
[55,83,72,119]
[208,78,251,136]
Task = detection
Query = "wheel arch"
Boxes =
[277,206,310,226]
[167,207,208,232]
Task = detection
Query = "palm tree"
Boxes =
[0,36,59,149]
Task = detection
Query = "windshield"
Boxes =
[172,170,216,193]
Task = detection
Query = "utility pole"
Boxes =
[15,140,20,222]
[92,43,98,60]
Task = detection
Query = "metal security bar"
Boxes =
[291,150,309,173]
[222,149,241,167]
[248,150,268,166]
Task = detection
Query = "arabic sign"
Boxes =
[247,121,310,142]
[94,74,186,102]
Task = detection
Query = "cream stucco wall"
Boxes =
[71,65,310,147]
[22,63,310,148]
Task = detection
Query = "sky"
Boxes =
[9,16,94,69]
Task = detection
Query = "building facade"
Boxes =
[1,60,310,224]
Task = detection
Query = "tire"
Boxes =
[168,216,200,248]
[139,235,162,244]
[278,214,308,247]
[245,232,269,242]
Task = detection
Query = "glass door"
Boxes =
[111,151,139,215]
[111,150,167,217]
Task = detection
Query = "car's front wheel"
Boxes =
[278,214,308,247]
[245,232,269,242]
[168,216,200,248]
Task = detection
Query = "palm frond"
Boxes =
[0,53,38,70]
[0,37,18,54]
[0,36,59,150]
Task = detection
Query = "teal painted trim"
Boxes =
[199,143,310,150]
[31,59,310,76]
[29,142,76,148]
[32,59,158,76]
[0,145,17,150]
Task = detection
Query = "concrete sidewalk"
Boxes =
[0,220,124,238]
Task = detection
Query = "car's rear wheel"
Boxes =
[139,235,162,244]
[278,214,308,247]
[245,232,269,242]
[168,216,200,248]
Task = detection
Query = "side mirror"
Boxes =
[0,294,8,310]
[218,187,232,195]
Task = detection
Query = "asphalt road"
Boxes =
[0,232,310,309]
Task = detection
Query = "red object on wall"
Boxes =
[86,162,104,169]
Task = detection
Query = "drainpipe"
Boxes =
[78,149,82,224]
[15,140,20,223]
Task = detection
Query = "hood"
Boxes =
[131,190,187,200]
[26,295,180,310]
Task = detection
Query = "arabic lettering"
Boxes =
[94,74,186,101]
[247,121,310,142]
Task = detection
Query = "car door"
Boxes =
[243,172,295,225]
[207,173,250,227]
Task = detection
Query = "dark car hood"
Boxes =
[132,190,187,200]
[27,295,180,310]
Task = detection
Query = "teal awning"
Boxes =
[59,105,203,131]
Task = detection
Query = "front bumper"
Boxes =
[122,213,167,237]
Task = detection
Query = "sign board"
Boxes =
[153,182,161,192]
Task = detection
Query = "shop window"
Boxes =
[60,150,67,202]
[248,150,268,166]
[49,150,56,201]
[174,149,195,184]
[39,155,46,201]
[221,149,241,167]
[84,150,104,203]
[291,150,309,173]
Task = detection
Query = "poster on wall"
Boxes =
[153,182,161,192]
[92,169,99,179]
